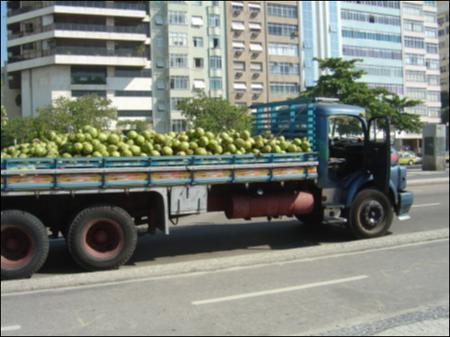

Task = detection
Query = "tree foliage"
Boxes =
[1,94,117,148]
[178,93,251,133]
[300,58,423,134]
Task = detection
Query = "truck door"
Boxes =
[366,117,391,193]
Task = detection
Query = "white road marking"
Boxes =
[192,275,368,306]
[1,325,21,332]
[412,203,441,208]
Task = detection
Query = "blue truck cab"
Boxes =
[252,97,414,238]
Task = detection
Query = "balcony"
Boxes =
[8,23,148,44]
[8,1,147,16]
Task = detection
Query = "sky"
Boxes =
[1,0,7,67]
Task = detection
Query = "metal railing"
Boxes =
[8,23,146,40]
[8,1,147,17]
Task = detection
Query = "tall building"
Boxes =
[225,1,301,107]
[6,1,152,124]
[438,1,449,95]
[401,1,441,130]
[150,1,227,132]
[302,1,441,152]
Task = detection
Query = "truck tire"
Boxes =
[1,210,49,280]
[67,206,137,272]
[347,189,393,239]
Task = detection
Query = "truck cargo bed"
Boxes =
[1,153,318,195]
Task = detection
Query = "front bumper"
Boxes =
[397,191,414,220]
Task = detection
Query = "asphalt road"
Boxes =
[1,181,449,336]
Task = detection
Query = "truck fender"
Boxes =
[345,175,398,209]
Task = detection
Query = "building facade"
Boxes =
[150,0,227,132]
[438,1,449,95]
[6,1,152,125]
[5,1,444,139]
[224,1,302,107]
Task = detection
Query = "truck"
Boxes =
[0,98,414,280]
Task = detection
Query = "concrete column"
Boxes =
[422,124,447,171]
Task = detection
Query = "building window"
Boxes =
[72,90,106,97]
[169,32,188,47]
[426,59,439,70]
[406,87,427,100]
[267,3,297,18]
[357,65,403,77]
[115,91,152,97]
[268,43,298,56]
[426,43,438,54]
[210,37,220,49]
[402,3,423,16]
[233,61,245,71]
[268,23,298,37]
[403,19,424,33]
[172,119,187,132]
[405,70,426,82]
[210,56,222,70]
[425,27,438,38]
[170,76,189,90]
[427,75,440,86]
[342,28,401,43]
[404,53,425,66]
[156,80,166,90]
[71,67,107,85]
[169,54,188,68]
[269,62,299,75]
[250,62,263,72]
[404,36,425,49]
[344,1,399,9]
[208,14,220,27]
[169,11,188,25]
[427,91,441,102]
[115,67,152,78]
[193,36,203,48]
[423,11,437,24]
[118,110,152,118]
[367,83,403,95]
[341,9,400,26]
[210,77,222,90]
[270,82,299,95]
[342,45,402,59]
[194,57,204,69]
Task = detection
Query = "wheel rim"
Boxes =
[359,200,385,230]
[82,219,124,260]
[1,225,35,270]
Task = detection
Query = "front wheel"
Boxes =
[347,189,393,239]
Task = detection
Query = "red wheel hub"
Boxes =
[82,219,124,260]
[1,225,35,270]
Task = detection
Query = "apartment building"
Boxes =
[6,1,152,124]
[225,1,301,107]
[401,1,441,128]
[150,1,227,132]
[438,1,449,94]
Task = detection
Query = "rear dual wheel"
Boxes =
[67,206,138,272]
[1,210,49,280]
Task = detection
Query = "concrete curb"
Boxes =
[2,228,448,295]
[408,178,449,186]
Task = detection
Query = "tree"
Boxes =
[300,58,423,134]
[1,94,117,148]
[36,94,117,133]
[178,93,251,133]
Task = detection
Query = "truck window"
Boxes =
[329,116,365,146]
[328,115,366,179]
